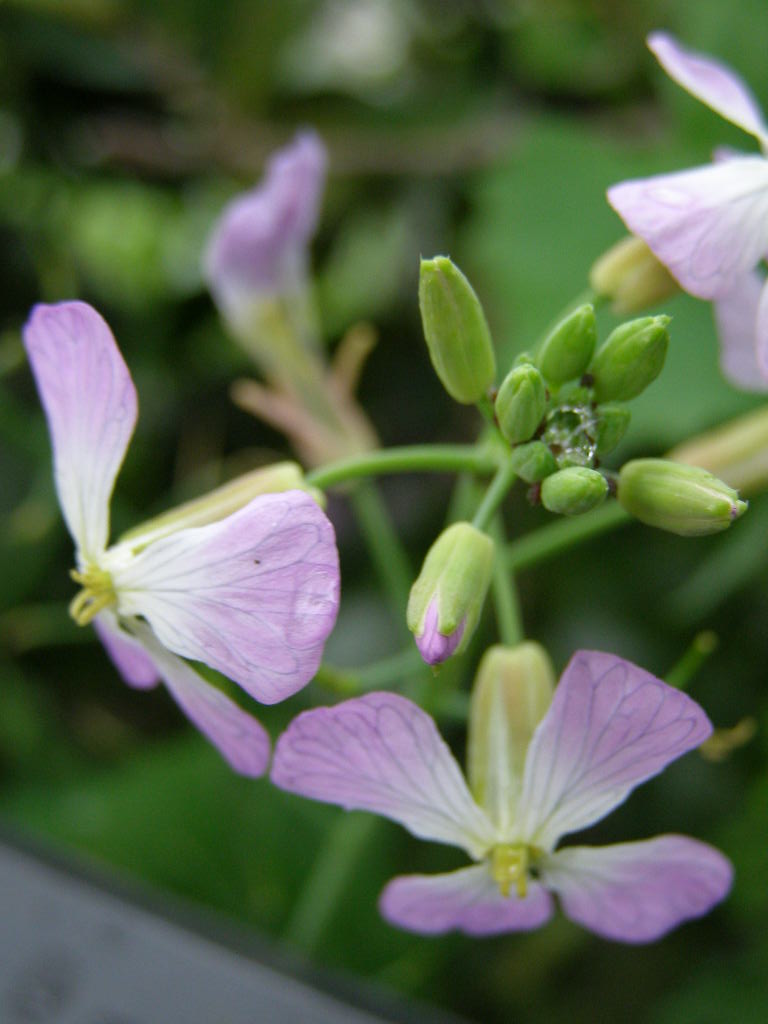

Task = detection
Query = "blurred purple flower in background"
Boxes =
[24,300,340,775]
[272,650,732,941]
[204,131,327,334]
[608,32,768,391]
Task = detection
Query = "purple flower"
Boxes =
[24,300,340,776]
[607,32,768,390]
[271,650,732,941]
[204,132,327,331]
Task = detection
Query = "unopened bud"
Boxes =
[467,643,555,827]
[668,406,768,496]
[495,363,547,444]
[536,303,596,385]
[590,315,669,402]
[595,403,631,456]
[618,458,748,536]
[509,440,558,483]
[407,522,494,665]
[419,256,496,404]
[590,236,679,315]
[119,462,318,551]
[541,467,608,516]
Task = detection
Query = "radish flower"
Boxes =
[24,300,340,776]
[271,650,731,941]
[607,32,768,390]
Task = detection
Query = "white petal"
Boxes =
[271,692,497,858]
[108,491,340,705]
[713,271,768,390]
[756,276,768,380]
[607,156,768,299]
[380,865,553,936]
[542,836,733,942]
[516,651,712,850]
[648,32,768,146]
[23,302,137,561]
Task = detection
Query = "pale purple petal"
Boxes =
[713,271,768,390]
[23,301,137,562]
[542,835,733,943]
[648,32,768,145]
[93,610,159,689]
[108,490,339,705]
[415,599,465,665]
[516,651,712,850]
[380,865,553,936]
[271,692,497,858]
[204,131,327,320]
[756,276,768,380]
[607,156,768,299]
[137,624,270,777]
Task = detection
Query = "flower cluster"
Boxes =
[21,85,746,954]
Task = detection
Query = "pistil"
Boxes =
[68,566,116,626]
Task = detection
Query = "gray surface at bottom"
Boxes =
[0,839,397,1024]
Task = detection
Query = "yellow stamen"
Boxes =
[491,844,529,899]
[68,566,116,626]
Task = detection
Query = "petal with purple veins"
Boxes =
[542,835,733,943]
[380,865,553,936]
[516,651,712,850]
[607,156,768,299]
[109,490,340,705]
[22,302,137,562]
[648,32,768,146]
[271,692,496,858]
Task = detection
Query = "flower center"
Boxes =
[69,566,116,626]
[490,843,541,899]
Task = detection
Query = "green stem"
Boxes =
[313,646,423,696]
[665,631,718,691]
[471,459,518,532]
[350,480,412,618]
[283,813,378,953]
[306,444,501,491]
[490,520,524,646]
[505,501,630,571]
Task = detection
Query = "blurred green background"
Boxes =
[2,0,768,1021]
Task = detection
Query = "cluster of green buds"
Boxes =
[494,302,669,517]
[412,255,748,668]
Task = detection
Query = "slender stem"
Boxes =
[471,458,518,532]
[313,646,423,696]
[489,519,524,646]
[350,480,412,619]
[505,501,630,571]
[283,813,378,953]
[306,444,501,491]
[665,631,718,691]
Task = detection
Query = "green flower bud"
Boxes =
[407,522,494,665]
[617,458,748,536]
[467,642,555,827]
[536,303,597,385]
[495,363,547,444]
[541,467,608,516]
[595,403,631,456]
[509,440,558,483]
[589,315,670,402]
[119,462,319,552]
[590,236,679,315]
[419,256,496,404]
